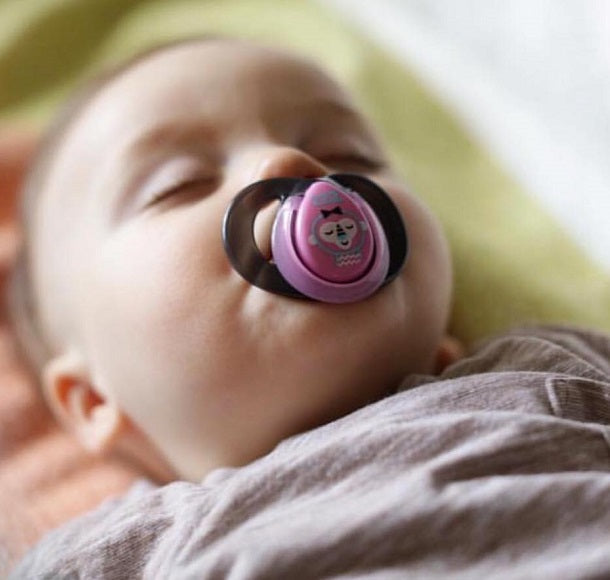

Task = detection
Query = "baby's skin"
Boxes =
[30,39,456,481]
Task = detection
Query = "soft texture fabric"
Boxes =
[12,325,610,579]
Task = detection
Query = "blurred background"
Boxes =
[325,0,610,273]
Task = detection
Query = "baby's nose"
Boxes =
[246,146,327,260]
[253,146,328,182]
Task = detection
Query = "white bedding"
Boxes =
[323,0,610,273]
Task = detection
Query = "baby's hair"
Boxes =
[6,34,225,387]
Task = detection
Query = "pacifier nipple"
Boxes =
[222,174,408,303]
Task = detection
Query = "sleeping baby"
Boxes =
[8,37,610,578]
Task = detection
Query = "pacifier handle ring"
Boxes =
[222,177,305,298]
[329,173,408,285]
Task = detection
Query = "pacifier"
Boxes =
[222,173,408,303]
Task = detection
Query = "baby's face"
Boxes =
[33,40,452,481]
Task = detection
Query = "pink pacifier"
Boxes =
[222,173,408,303]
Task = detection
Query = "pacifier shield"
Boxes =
[222,173,408,303]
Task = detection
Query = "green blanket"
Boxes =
[1,0,608,343]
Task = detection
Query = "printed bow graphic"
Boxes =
[320,206,343,218]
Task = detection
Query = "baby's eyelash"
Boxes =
[143,177,216,209]
[319,153,385,171]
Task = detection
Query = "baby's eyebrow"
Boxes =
[124,120,219,159]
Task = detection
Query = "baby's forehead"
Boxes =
[60,40,351,162]
[90,40,346,122]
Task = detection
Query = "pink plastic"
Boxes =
[293,182,374,282]
[271,180,390,303]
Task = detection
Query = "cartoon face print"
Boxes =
[298,185,373,280]
[318,217,358,250]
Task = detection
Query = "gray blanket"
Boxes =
[11,326,610,579]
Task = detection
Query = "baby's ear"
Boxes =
[42,351,126,453]
[434,335,466,374]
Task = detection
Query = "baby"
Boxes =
[9,36,457,482]
[9,36,610,578]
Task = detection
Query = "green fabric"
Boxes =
[1,0,608,343]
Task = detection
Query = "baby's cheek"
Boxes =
[78,217,280,470]
[81,220,225,400]
[101,233,191,325]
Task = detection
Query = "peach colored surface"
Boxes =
[0,127,140,573]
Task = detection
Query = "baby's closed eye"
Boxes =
[301,131,386,173]
[137,156,218,210]
[316,151,386,172]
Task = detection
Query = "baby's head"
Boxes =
[9,37,453,481]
